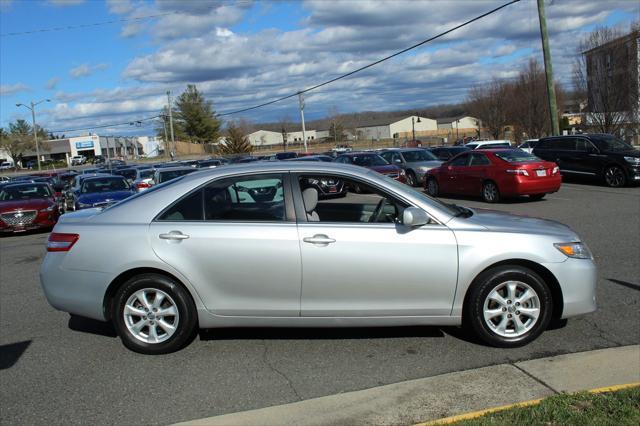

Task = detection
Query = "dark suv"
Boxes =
[533,134,640,187]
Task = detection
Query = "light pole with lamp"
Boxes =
[411,116,421,147]
[16,99,50,171]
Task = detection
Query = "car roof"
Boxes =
[157,166,195,172]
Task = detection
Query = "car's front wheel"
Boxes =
[112,273,197,354]
[465,266,552,347]
[406,170,417,187]
[604,165,626,187]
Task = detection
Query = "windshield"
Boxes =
[590,135,634,152]
[159,169,195,183]
[402,150,438,162]
[351,154,389,167]
[494,150,540,163]
[0,184,52,201]
[81,177,130,193]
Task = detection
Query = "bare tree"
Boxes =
[467,79,510,139]
[573,25,639,136]
[327,106,345,143]
[277,116,293,150]
[508,59,564,141]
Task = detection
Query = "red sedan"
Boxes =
[425,149,561,202]
[0,182,60,233]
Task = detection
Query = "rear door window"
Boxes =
[450,154,470,166]
[470,153,491,166]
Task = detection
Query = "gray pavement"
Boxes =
[175,345,640,426]
[1,181,639,425]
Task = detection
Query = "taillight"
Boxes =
[136,182,151,189]
[506,169,529,176]
[47,233,79,252]
[552,166,559,175]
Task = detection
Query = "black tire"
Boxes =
[482,181,500,203]
[464,266,553,348]
[603,165,626,187]
[406,170,417,187]
[426,177,439,197]
[112,273,197,355]
[529,193,545,201]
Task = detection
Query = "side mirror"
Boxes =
[394,158,402,164]
[402,207,430,227]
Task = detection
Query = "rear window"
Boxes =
[494,151,540,163]
[81,177,130,193]
[140,169,155,179]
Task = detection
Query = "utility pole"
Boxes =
[162,116,169,158]
[16,99,50,171]
[537,0,560,136]
[298,92,308,153]
[167,91,176,158]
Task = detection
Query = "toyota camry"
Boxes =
[40,162,596,354]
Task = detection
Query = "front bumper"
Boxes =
[543,257,597,319]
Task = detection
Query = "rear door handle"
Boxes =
[303,234,336,245]
[159,231,190,240]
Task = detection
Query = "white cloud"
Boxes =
[0,83,30,96]
[106,0,132,15]
[69,63,110,79]
[45,77,61,90]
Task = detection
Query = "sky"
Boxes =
[0,0,638,137]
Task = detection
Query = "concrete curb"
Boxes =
[174,345,640,426]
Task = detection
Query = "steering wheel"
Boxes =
[369,198,387,223]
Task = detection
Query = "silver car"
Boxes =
[379,148,442,186]
[40,162,596,354]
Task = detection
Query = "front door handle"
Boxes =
[303,234,336,245]
[159,231,190,240]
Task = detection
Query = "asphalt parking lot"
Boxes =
[1,180,639,425]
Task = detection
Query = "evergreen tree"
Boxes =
[174,85,221,143]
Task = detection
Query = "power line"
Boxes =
[0,12,174,37]
[49,115,161,133]
[217,0,521,117]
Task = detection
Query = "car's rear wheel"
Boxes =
[406,171,417,187]
[604,166,626,187]
[482,181,500,203]
[112,273,197,354]
[426,178,439,197]
[529,194,545,201]
[465,266,552,347]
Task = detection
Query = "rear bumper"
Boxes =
[501,175,562,196]
[40,253,112,321]
[543,258,597,319]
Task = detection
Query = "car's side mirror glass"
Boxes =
[394,158,402,164]
[402,207,430,227]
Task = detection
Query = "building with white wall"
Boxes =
[437,116,480,130]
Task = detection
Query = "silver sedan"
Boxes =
[40,162,596,354]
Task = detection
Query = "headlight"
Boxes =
[624,156,640,164]
[417,166,433,172]
[554,242,592,259]
[39,205,56,212]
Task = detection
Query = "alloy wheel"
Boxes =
[427,179,438,196]
[483,281,540,338]
[483,182,498,202]
[604,166,625,187]
[123,288,180,344]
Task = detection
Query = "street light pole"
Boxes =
[16,99,50,171]
[167,91,176,159]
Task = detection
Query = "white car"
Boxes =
[465,140,512,150]
[518,139,540,154]
[70,155,87,166]
[0,161,15,170]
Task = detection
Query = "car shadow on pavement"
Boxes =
[434,193,548,205]
[68,315,117,338]
[0,340,31,370]
[199,326,445,341]
[607,278,640,291]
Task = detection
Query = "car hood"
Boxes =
[0,198,54,213]
[466,208,579,240]
[370,165,401,173]
[76,190,133,204]
[406,160,443,169]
